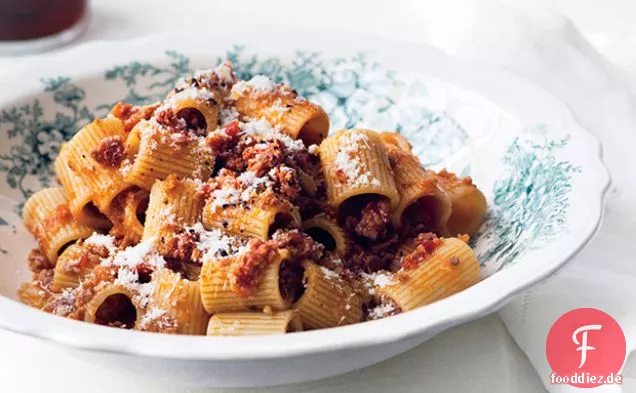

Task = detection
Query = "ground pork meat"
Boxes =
[401,232,441,270]
[345,245,390,273]
[284,148,314,173]
[159,231,200,264]
[60,243,105,275]
[27,248,50,273]
[155,108,189,132]
[207,120,245,173]
[295,195,325,219]
[242,140,285,177]
[230,240,279,296]
[278,259,304,302]
[401,203,435,238]
[35,268,54,291]
[207,120,240,152]
[269,166,301,201]
[175,107,208,134]
[110,101,159,132]
[134,262,154,284]
[272,229,324,262]
[91,136,125,168]
[155,107,208,139]
[343,198,391,240]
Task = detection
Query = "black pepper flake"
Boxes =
[219,249,228,257]
[192,79,200,88]
[222,221,228,228]
[239,229,244,233]
[207,98,218,106]
[286,104,293,108]
[174,87,184,93]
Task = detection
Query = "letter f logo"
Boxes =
[572,324,602,368]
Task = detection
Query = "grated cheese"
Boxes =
[163,87,215,108]
[114,267,139,286]
[319,266,341,280]
[186,223,246,260]
[108,236,156,268]
[333,131,381,187]
[84,233,117,254]
[219,106,239,125]
[138,307,167,329]
[232,75,278,97]
[239,119,303,151]
[361,272,393,295]
[209,188,240,209]
[368,303,395,319]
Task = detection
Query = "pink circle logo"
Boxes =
[546,308,626,388]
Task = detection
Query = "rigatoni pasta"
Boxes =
[146,268,208,335]
[232,76,329,145]
[319,129,399,210]
[22,187,94,264]
[301,214,350,256]
[122,119,215,190]
[202,190,301,240]
[207,310,302,336]
[143,176,205,240]
[18,61,486,336]
[54,116,131,228]
[378,237,480,312]
[436,170,487,237]
[386,146,452,237]
[293,261,363,329]
[200,247,299,313]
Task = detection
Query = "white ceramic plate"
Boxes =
[0,29,610,387]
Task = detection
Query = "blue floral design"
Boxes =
[478,132,580,269]
[0,77,93,201]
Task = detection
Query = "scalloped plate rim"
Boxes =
[0,29,611,360]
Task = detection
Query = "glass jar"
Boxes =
[0,0,88,55]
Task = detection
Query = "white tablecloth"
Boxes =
[1,1,635,392]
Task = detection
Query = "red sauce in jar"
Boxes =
[0,0,86,41]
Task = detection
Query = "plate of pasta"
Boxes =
[0,29,609,387]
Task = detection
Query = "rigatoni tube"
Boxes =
[146,268,209,335]
[232,80,329,145]
[301,214,351,256]
[319,129,398,210]
[378,237,480,311]
[436,170,487,237]
[54,116,130,228]
[293,261,363,329]
[123,120,214,190]
[202,191,300,240]
[200,246,303,313]
[22,187,94,264]
[142,176,205,240]
[206,310,302,336]
[386,147,452,236]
